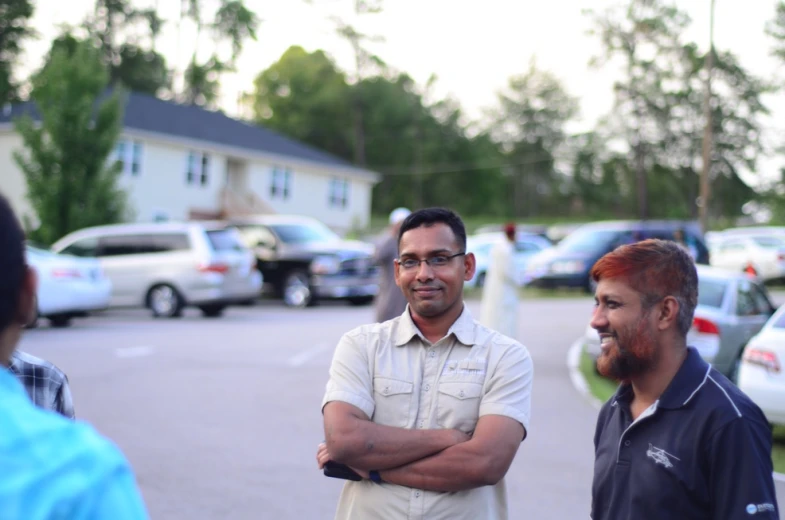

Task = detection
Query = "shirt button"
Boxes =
[418,421,424,428]
[384,387,390,394]
[429,351,436,358]
[459,390,465,398]
[425,384,431,391]
[415,491,421,497]
[624,440,631,447]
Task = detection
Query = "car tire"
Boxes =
[475,272,486,288]
[348,296,374,306]
[147,284,184,318]
[199,304,226,318]
[283,270,313,308]
[49,315,72,328]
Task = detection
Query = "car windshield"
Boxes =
[270,223,340,244]
[556,229,620,254]
[697,278,728,308]
[751,236,785,249]
[206,229,246,251]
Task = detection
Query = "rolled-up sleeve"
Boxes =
[707,417,779,519]
[479,344,533,435]
[321,330,375,419]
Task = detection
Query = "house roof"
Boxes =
[0,91,377,179]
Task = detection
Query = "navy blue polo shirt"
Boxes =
[591,347,780,520]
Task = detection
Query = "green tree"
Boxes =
[247,46,353,159]
[0,0,35,104]
[86,0,170,96]
[487,60,579,217]
[13,38,127,244]
[181,0,260,106]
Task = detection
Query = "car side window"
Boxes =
[721,240,745,252]
[98,235,149,256]
[60,237,98,257]
[735,282,761,316]
[750,283,774,315]
[515,241,541,253]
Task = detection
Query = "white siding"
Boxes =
[120,139,226,222]
[247,161,374,233]
[0,132,37,229]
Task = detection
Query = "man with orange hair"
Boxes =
[589,239,778,520]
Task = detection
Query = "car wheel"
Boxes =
[49,315,72,328]
[283,271,313,308]
[348,296,374,306]
[475,272,486,288]
[199,304,226,318]
[147,284,184,318]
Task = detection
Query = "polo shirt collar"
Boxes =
[393,304,477,347]
[610,347,710,410]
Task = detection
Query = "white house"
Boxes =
[0,92,381,235]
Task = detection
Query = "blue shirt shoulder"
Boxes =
[0,367,148,519]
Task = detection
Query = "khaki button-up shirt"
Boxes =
[322,306,534,520]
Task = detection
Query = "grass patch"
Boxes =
[773,426,785,474]
[578,349,619,404]
[578,348,785,474]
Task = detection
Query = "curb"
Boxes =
[565,337,785,483]
[566,337,602,410]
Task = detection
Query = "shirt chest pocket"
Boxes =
[436,381,483,433]
[372,377,413,428]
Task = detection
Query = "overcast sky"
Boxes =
[19,0,785,181]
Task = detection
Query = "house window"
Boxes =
[270,166,292,200]
[329,178,350,208]
[186,151,210,187]
[113,139,143,176]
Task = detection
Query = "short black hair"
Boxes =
[0,193,26,332]
[397,207,467,252]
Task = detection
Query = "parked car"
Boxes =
[466,232,552,288]
[584,265,775,380]
[709,234,785,282]
[50,222,262,318]
[737,304,785,426]
[525,220,709,292]
[25,244,112,327]
[228,215,379,308]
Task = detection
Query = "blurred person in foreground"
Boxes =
[8,349,75,418]
[373,207,411,322]
[479,222,519,339]
[0,193,149,519]
[590,239,778,520]
[317,207,533,520]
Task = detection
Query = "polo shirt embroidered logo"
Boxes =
[645,443,680,469]
[746,503,776,515]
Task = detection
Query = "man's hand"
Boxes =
[316,442,369,479]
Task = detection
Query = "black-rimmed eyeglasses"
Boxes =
[396,252,466,270]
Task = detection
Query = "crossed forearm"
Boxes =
[326,419,468,471]
[379,441,494,492]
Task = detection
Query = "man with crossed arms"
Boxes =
[316,207,533,519]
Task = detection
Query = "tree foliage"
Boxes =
[13,38,127,244]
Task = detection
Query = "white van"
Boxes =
[51,222,262,318]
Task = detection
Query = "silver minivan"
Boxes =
[51,222,262,318]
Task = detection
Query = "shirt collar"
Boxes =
[7,351,22,375]
[393,304,477,347]
[610,347,710,410]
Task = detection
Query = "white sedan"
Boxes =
[737,304,785,426]
[26,245,112,327]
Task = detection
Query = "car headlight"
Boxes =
[550,260,586,274]
[310,256,341,275]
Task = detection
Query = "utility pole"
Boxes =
[699,0,716,234]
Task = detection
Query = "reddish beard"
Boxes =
[596,314,659,381]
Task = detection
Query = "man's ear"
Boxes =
[16,267,37,326]
[657,295,680,331]
[463,252,476,282]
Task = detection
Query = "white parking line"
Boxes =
[288,343,333,367]
[116,346,155,358]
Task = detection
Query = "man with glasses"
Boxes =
[316,207,534,520]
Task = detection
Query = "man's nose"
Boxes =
[590,306,607,331]
[416,261,435,282]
